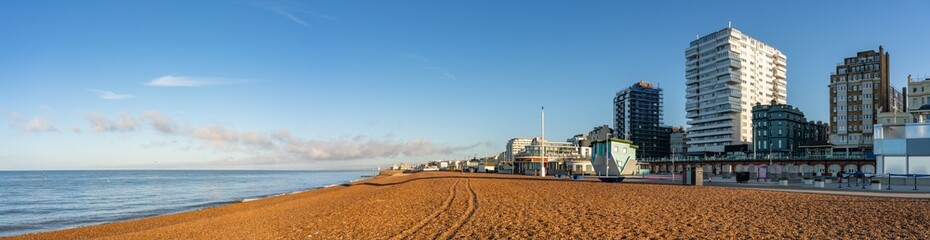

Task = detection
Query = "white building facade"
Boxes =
[685,26,787,154]
[506,138,533,161]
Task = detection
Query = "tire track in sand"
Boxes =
[391,179,460,240]
[435,178,478,239]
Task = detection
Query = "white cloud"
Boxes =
[260,3,335,28]
[88,112,137,133]
[240,131,274,149]
[86,88,134,100]
[24,117,58,132]
[270,8,310,28]
[71,127,82,134]
[144,74,244,87]
[427,66,457,81]
[403,53,434,65]
[2,110,21,128]
[142,111,182,135]
[192,125,241,149]
[404,53,458,81]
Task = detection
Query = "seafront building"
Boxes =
[828,47,903,152]
[874,122,930,175]
[513,138,584,175]
[669,127,688,158]
[505,138,533,161]
[587,125,613,142]
[685,26,787,154]
[751,102,829,153]
[614,81,670,158]
[908,75,930,122]
[877,111,912,125]
[590,138,639,176]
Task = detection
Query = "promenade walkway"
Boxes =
[622,174,930,199]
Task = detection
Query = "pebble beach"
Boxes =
[8,172,930,239]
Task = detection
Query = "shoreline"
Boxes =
[2,174,376,238]
[7,172,929,239]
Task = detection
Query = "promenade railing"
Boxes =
[638,153,874,163]
[884,174,930,190]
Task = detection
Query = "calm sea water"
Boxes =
[0,170,374,237]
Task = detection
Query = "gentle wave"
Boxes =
[0,170,375,237]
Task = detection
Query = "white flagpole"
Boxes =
[540,107,546,177]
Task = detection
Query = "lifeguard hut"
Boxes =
[591,138,639,176]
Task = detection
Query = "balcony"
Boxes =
[687,114,732,125]
[686,103,699,111]
[689,121,736,133]
[687,136,735,145]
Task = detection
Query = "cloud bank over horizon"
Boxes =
[76,111,479,165]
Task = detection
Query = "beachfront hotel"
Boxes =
[505,138,533,161]
[685,26,787,154]
[828,47,903,152]
[614,81,670,158]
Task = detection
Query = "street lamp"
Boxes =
[769,142,774,180]
[671,154,675,181]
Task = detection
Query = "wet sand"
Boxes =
[8,172,930,239]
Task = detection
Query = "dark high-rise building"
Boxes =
[614,81,669,158]
[752,102,829,153]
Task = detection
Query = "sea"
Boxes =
[0,170,375,237]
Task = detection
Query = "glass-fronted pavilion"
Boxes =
[874,123,930,175]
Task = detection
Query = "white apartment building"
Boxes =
[505,138,533,161]
[685,26,787,153]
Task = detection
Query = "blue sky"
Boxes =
[2,1,929,170]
